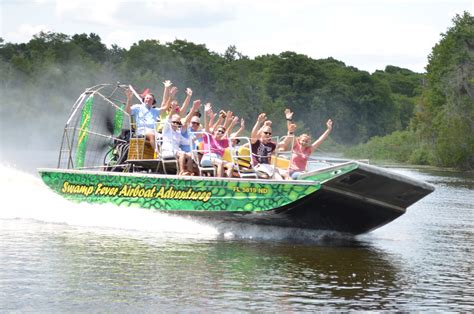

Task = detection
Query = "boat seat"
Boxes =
[127,137,155,160]
[273,135,294,176]
[154,131,178,175]
[224,146,290,169]
[126,114,155,160]
[225,140,291,179]
[224,139,258,179]
[191,133,216,177]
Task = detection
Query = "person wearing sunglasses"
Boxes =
[201,107,235,177]
[178,100,202,174]
[178,100,201,151]
[161,112,195,175]
[157,84,193,132]
[250,113,287,180]
[188,115,204,148]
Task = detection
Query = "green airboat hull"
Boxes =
[38,84,434,235]
[38,162,434,235]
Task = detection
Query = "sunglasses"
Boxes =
[191,122,200,125]
[216,129,225,134]
[263,131,272,135]
[172,121,182,126]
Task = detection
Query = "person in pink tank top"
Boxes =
[283,109,333,180]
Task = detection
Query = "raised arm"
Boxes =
[223,111,234,130]
[208,110,216,131]
[278,123,296,151]
[284,108,294,129]
[225,116,239,138]
[276,109,295,150]
[204,103,212,133]
[251,113,266,144]
[183,99,201,129]
[310,119,333,152]
[159,80,173,110]
[232,118,245,138]
[211,111,225,131]
[179,88,193,118]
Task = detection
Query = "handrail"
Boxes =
[274,135,294,172]
[188,131,216,176]
[245,135,294,170]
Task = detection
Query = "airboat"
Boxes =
[38,83,434,235]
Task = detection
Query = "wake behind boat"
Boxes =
[38,83,434,235]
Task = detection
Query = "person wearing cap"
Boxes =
[190,115,205,145]
[181,108,203,152]
[177,100,202,174]
[161,112,194,175]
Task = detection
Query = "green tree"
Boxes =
[417,11,474,168]
[71,33,108,62]
[348,11,473,169]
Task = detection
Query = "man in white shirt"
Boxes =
[162,113,193,175]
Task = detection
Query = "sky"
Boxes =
[1,0,472,73]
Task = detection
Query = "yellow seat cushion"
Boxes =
[222,146,290,169]
[128,138,154,160]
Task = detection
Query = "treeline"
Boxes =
[347,12,473,169]
[1,12,471,169]
[0,32,420,150]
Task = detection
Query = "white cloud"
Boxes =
[199,0,471,72]
[103,30,139,49]
[52,0,237,29]
[6,24,51,43]
[2,0,472,73]
[114,0,237,29]
[55,0,82,16]
[55,0,120,26]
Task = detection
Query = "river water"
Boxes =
[0,160,472,311]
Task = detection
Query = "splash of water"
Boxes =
[0,163,218,237]
[0,162,350,243]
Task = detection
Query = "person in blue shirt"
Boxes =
[125,84,171,150]
[178,100,202,174]
[181,113,203,152]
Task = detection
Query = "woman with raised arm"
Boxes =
[177,88,193,118]
[178,99,202,175]
[230,118,245,147]
[283,112,333,179]
[200,103,233,177]
[158,84,179,130]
